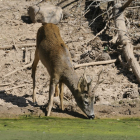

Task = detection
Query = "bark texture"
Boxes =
[114,0,140,83]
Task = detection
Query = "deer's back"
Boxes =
[37,23,73,81]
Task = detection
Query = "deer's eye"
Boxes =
[84,90,88,94]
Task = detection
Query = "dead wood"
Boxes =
[74,59,116,69]
[4,62,32,77]
[60,0,79,9]
[91,20,110,41]
[25,47,28,64]
[0,84,28,93]
[118,55,128,69]
[0,82,13,87]
[133,46,140,50]
[109,33,118,44]
[22,47,28,63]
[121,0,134,11]
[12,38,19,52]
[114,0,140,83]
[0,43,36,50]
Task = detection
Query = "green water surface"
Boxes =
[0,117,140,140]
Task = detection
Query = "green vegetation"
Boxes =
[0,116,140,140]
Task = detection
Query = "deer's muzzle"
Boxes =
[88,115,95,120]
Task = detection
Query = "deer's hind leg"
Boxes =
[47,79,56,116]
[32,48,39,104]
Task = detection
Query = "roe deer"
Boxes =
[32,23,101,119]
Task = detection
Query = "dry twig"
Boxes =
[0,84,28,93]
[0,82,13,87]
[121,0,134,11]
[89,19,110,42]
[133,46,140,50]
[74,59,116,69]
[25,47,28,64]
[109,33,118,44]
[12,38,18,51]
[89,6,114,27]
[4,62,32,77]
[0,43,36,50]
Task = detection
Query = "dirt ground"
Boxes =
[0,0,140,119]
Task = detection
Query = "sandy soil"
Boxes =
[0,0,140,119]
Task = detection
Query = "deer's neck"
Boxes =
[63,69,79,98]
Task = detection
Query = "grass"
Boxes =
[0,116,140,140]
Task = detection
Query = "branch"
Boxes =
[133,46,140,50]
[89,6,114,27]
[61,0,79,9]
[89,19,110,41]
[4,62,32,77]
[0,84,28,93]
[0,82,13,87]
[0,43,36,50]
[121,0,134,11]
[74,59,116,69]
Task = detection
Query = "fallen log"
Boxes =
[113,0,140,83]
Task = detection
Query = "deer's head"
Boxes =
[76,70,103,119]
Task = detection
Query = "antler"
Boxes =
[83,67,88,83]
[92,69,104,93]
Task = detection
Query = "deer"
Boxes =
[32,23,102,119]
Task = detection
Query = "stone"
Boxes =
[28,3,63,24]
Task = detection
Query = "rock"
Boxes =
[28,3,63,24]
[97,52,111,61]
[124,109,131,115]
[73,54,80,62]
[129,103,136,108]
[123,89,139,99]
[63,10,71,19]
[70,50,75,58]
[79,56,93,64]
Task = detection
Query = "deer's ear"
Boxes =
[77,77,88,92]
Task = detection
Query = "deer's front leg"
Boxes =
[59,82,64,110]
[54,84,59,97]
[47,80,55,116]
[32,48,39,105]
